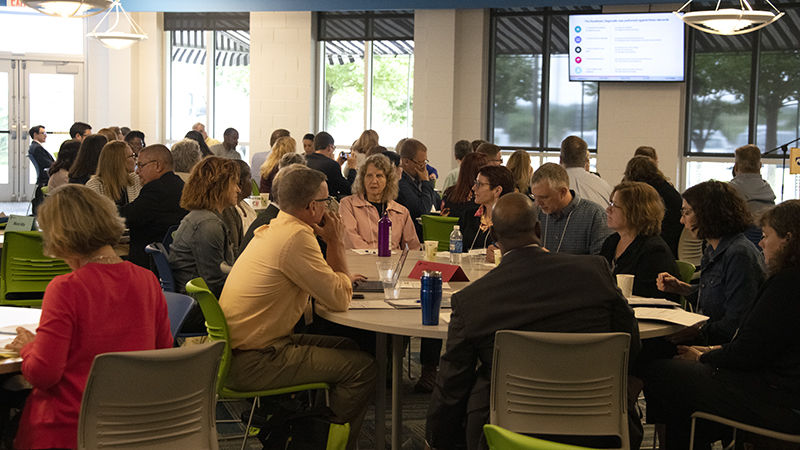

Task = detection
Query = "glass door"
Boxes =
[0,58,83,201]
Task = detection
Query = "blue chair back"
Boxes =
[145,243,175,292]
[163,224,180,251]
[163,292,196,340]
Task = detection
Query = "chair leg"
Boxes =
[689,417,696,450]
[240,397,259,450]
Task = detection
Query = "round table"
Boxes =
[322,250,684,450]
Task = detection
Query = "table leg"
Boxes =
[391,335,403,450]
[375,332,386,449]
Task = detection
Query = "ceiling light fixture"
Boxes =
[87,0,147,50]
[22,0,111,18]
[674,0,784,35]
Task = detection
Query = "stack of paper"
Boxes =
[634,307,708,327]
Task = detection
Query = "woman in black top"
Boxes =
[441,152,488,234]
[624,155,683,258]
[68,134,107,185]
[643,200,800,450]
[600,182,678,299]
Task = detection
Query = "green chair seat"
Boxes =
[484,424,597,450]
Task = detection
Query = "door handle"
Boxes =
[9,123,16,140]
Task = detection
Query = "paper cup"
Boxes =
[616,274,634,298]
[424,240,438,261]
[249,195,263,209]
[494,248,502,266]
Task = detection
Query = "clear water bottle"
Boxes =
[378,211,392,257]
[449,225,463,264]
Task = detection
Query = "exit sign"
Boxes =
[3,0,26,6]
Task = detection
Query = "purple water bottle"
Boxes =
[378,211,392,257]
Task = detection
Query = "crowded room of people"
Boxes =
[1,0,799,449]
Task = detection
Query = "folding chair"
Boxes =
[689,411,800,450]
[483,424,596,450]
[145,243,175,292]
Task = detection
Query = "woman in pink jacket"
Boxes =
[340,153,420,251]
[5,184,173,449]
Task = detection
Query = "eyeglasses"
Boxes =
[313,196,335,208]
[410,158,428,167]
[127,153,137,160]
[137,160,156,169]
[608,200,622,209]
[473,180,491,188]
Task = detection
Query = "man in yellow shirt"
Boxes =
[192,122,221,147]
[219,166,376,449]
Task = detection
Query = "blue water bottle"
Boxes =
[421,270,443,325]
[378,211,392,257]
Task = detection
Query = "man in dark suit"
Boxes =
[28,125,54,214]
[426,193,640,450]
[306,131,356,198]
[120,144,188,268]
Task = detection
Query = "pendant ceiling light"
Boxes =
[674,0,784,35]
[22,0,111,18]
[87,0,147,50]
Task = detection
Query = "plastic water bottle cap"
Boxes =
[453,225,460,230]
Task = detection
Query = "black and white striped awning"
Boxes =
[170,30,250,67]
[324,39,413,65]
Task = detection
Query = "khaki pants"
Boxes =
[227,334,377,449]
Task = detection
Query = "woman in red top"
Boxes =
[5,184,173,449]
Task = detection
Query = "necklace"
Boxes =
[542,209,575,253]
[85,254,122,265]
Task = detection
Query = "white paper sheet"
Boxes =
[634,307,708,327]
[350,249,378,255]
[627,296,681,308]
[439,311,452,324]
[348,300,394,310]
[0,307,41,334]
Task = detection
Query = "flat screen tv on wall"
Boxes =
[568,12,686,82]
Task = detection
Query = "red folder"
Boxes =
[408,260,470,282]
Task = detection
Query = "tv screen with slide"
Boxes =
[568,12,685,82]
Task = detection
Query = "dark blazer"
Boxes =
[306,153,355,198]
[28,141,54,185]
[120,171,188,267]
[426,246,640,450]
[397,171,440,240]
[600,233,679,300]
[648,179,683,259]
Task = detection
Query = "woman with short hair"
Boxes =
[5,185,172,450]
[259,136,296,193]
[171,138,202,181]
[657,180,765,345]
[169,156,240,303]
[464,164,515,252]
[600,181,678,299]
[645,200,800,450]
[441,152,489,230]
[339,153,419,250]
[86,141,142,208]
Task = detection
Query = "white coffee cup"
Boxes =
[616,274,635,298]
[424,240,438,261]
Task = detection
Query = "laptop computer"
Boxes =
[353,244,410,292]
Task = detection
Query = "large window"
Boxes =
[166,13,250,159]
[685,4,800,200]
[490,7,600,151]
[318,11,414,147]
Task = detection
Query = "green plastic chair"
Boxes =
[675,260,696,311]
[0,231,71,307]
[250,178,260,196]
[184,278,348,450]
[421,214,459,251]
[484,425,597,450]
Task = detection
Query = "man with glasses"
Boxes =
[307,131,357,198]
[120,144,187,267]
[220,166,376,449]
[397,138,440,240]
[530,163,611,255]
[475,142,504,166]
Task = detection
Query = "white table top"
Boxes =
[319,250,683,340]
[0,306,41,375]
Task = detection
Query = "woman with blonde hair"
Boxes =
[352,129,379,156]
[169,156,240,326]
[85,140,141,208]
[506,149,533,195]
[5,185,172,449]
[599,181,678,299]
[259,135,296,193]
[340,153,419,250]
